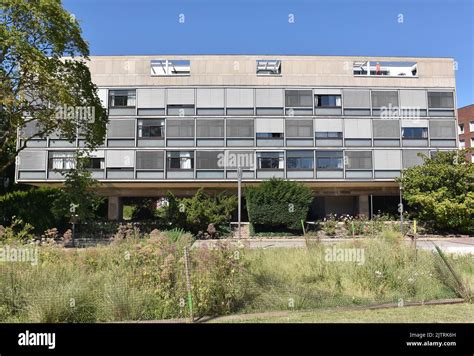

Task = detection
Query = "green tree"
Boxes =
[158,189,237,235]
[0,0,107,173]
[245,178,313,232]
[51,153,104,222]
[399,150,474,233]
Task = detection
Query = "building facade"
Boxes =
[457,104,474,162]
[15,55,459,220]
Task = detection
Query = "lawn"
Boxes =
[210,303,474,323]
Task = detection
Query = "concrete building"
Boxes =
[15,55,459,220]
[457,104,474,162]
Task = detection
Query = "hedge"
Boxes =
[0,188,67,233]
[245,179,313,232]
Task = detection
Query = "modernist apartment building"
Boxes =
[458,104,474,162]
[15,55,459,220]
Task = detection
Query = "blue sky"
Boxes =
[64,0,473,107]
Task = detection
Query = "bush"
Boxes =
[399,150,474,234]
[245,179,313,232]
[0,188,66,233]
[158,189,237,236]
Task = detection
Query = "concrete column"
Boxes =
[108,196,123,221]
[358,195,369,217]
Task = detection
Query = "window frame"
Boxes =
[137,119,165,139]
[166,151,194,170]
[315,95,342,108]
[256,152,284,170]
[109,90,136,108]
[48,151,76,171]
[316,151,343,171]
[401,127,428,139]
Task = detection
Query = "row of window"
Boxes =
[133,119,431,140]
[44,149,427,172]
[106,89,455,116]
[148,59,418,78]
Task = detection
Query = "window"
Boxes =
[428,92,454,108]
[138,119,164,138]
[196,151,222,170]
[315,95,341,107]
[371,91,399,108]
[151,59,190,76]
[353,61,417,77]
[48,152,75,170]
[256,60,281,75]
[470,121,474,132]
[315,131,343,139]
[458,124,464,134]
[345,151,372,170]
[316,151,343,170]
[256,132,283,138]
[402,127,428,139]
[257,152,284,169]
[84,157,104,170]
[226,119,254,138]
[459,140,465,149]
[167,151,193,170]
[286,119,313,137]
[166,119,194,138]
[285,90,313,107]
[136,151,164,170]
[287,151,314,170]
[196,119,224,138]
[109,90,136,108]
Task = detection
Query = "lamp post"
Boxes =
[69,203,79,247]
[398,182,404,235]
[237,166,242,240]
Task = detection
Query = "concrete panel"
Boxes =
[167,171,194,179]
[196,171,225,179]
[287,171,314,179]
[316,171,344,179]
[137,139,165,147]
[257,170,284,179]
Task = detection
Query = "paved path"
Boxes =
[193,237,474,255]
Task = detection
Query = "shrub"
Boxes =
[0,188,66,233]
[158,189,237,236]
[399,149,474,234]
[245,179,313,232]
[322,214,337,236]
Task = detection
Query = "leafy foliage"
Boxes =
[399,150,474,233]
[0,0,108,173]
[51,153,104,223]
[0,188,66,232]
[245,178,313,232]
[158,189,237,236]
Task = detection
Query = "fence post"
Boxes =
[183,246,193,323]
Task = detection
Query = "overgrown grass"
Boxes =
[0,231,471,322]
[240,232,473,313]
[0,230,249,322]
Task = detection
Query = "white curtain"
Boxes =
[180,152,192,169]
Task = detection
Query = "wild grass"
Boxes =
[241,231,472,313]
[0,230,471,322]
